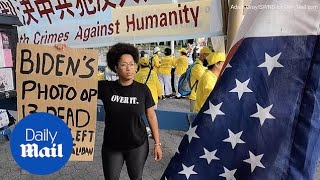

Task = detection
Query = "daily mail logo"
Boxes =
[10,113,72,175]
[20,128,63,158]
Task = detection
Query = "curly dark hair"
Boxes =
[107,43,139,73]
[164,48,171,56]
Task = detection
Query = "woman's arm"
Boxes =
[145,107,162,161]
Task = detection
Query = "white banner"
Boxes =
[0,0,223,48]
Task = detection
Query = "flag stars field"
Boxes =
[185,125,200,143]
[258,52,283,75]
[219,167,237,180]
[178,164,197,179]
[250,104,276,126]
[203,102,225,123]
[161,0,320,178]
[229,79,253,100]
[223,129,246,149]
[199,148,219,164]
[243,151,265,172]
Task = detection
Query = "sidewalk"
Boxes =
[0,98,188,179]
[0,120,185,180]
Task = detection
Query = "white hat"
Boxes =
[153,47,161,54]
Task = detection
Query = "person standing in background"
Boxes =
[194,51,226,112]
[188,47,212,112]
[134,57,162,109]
[158,48,175,100]
[151,47,161,72]
[136,50,146,72]
[187,43,194,65]
[97,67,106,81]
[174,48,189,99]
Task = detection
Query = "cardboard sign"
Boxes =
[0,109,9,128]
[16,43,98,161]
[0,68,14,92]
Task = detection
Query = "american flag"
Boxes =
[162,0,320,179]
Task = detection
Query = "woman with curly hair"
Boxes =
[56,43,162,180]
[100,43,162,180]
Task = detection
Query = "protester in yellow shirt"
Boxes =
[151,47,161,73]
[158,48,175,99]
[174,48,189,98]
[97,68,105,81]
[194,51,226,112]
[188,47,212,112]
[136,50,147,72]
[134,57,162,107]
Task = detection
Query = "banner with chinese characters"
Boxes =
[0,0,223,48]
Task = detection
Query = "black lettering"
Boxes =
[20,49,34,74]
[79,57,95,78]
[37,83,48,100]
[72,146,94,156]
[81,130,87,142]
[76,109,90,128]
[47,106,57,115]
[57,107,65,119]
[88,131,94,142]
[87,89,97,102]
[66,57,80,76]
[28,104,38,113]
[75,131,82,142]
[56,54,65,76]
[49,85,60,99]
[66,87,77,100]
[22,80,36,99]
[57,84,68,100]
[80,89,89,101]
[42,53,54,75]
[23,104,38,117]
[66,108,74,127]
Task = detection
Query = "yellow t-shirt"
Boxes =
[188,59,206,101]
[97,72,105,81]
[151,54,161,73]
[174,55,188,76]
[194,70,218,112]
[134,67,162,104]
[158,56,175,75]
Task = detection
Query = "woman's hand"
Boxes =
[54,44,66,51]
[154,144,162,161]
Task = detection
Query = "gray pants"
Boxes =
[101,140,149,180]
[159,74,172,96]
[190,100,195,112]
[174,74,181,97]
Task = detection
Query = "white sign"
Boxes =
[0,0,223,48]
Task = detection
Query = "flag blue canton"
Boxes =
[162,36,320,180]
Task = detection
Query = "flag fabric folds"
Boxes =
[162,0,320,179]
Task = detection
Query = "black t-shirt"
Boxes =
[98,80,155,150]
